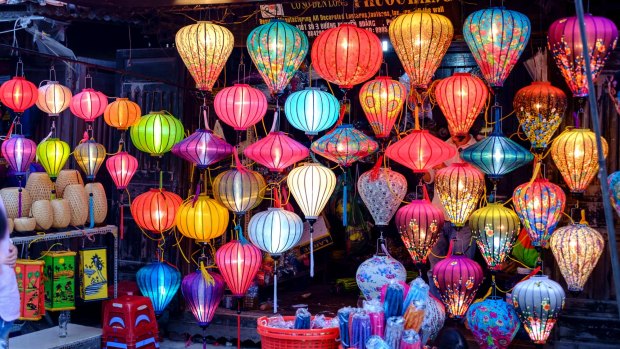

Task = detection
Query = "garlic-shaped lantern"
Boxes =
[356,252,406,301]
[357,166,407,228]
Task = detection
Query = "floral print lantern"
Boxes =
[385,129,457,173]
[466,297,520,349]
[435,162,485,228]
[358,166,407,227]
[511,228,540,269]
[435,73,488,139]
[181,270,225,329]
[469,203,520,271]
[609,171,620,218]
[356,253,406,301]
[421,295,446,345]
[359,76,407,138]
[311,124,378,167]
[136,262,181,316]
[284,88,339,136]
[213,84,267,130]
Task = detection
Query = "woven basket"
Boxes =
[14,217,36,232]
[63,184,88,226]
[32,200,53,231]
[8,218,13,233]
[25,173,54,202]
[84,182,107,225]
[0,187,32,219]
[55,170,83,198]
[51,199,71,229]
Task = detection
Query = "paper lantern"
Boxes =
[435,73,488,138]
[175,194,229,243]
[175,21,234,92]
[78,248,108,301]
[463,8,531,87]
[550,223,604,292]
[42,251,76,311]
[469,203,520,271]
[548,15,618,97]
[284,88,339,136]
[70,88,108,122]
[287,162,336,220]
[130,111,185,157]
[356,254,407,301]
[609,171,620,218]
[396,195,444,266]
[36,138,70,180]
[311,24,382,89]
[513,81,567,151]
[435,162,485,228]
[385,129,457,173]
[244,131,309,172]
[37,81,72,116]
[136,262,181,316]
[311,124,378,167]
[357,167,407,226]
[248,207,303,255]
[215,240,262,297]
[511,228,540,269]
[513,178,566,248]
[389,11,454,89]
[212,166,266,215]
[73,140,106,181]
[15,259,45,320]
[359,76,406,138]
[247,19,308,95]
[213,84,267,130]
[511,275,565,344]
[130,189,182,234]
[105,151,138,190]
[0,76,38,113]
[181,270,225,328]
[466,297,520,349]
[432,250,483,318]
[1,135,36,177]
[174,128,233,170]
[104,98,141,131]
[550,128,608,193]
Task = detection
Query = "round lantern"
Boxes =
[181,270,225,329]
[73,140,106,181]
[70,88,108,122]
[1,135,36,177]
[550,128,608,193]
[311,24,382,89]
[247,19,308,95]
[396,196,445,266]
[512,275,565,344]
[550,222,604,292]
[311,124,378,167]
[36,138,70,180]
[248,207,303,255]
[548,15,618,97]
[511,228,540,269]
[435,162,485,228]
[175,194,228,243]
[469,203,520,271]
[0,76,38,113]
[466,297,520,349]
[105,151,138,190]
[435,73,488,138]
[213,84,267,130]
[212,166,265,215]
[389,11,454,89]
[130,188,182,234]
[136,262,181,316]
[357,167,407,226]
[215,240,262,297]
[284,88,339,136]
[36,81,72,116]
[287,162,336,220]
[175,21,234,92]
[130,111,185,157]
[432,250,484,318]
[421,295,446,345]
[609,171,620,218]
[104,98,141,131]
[244,131,309,172]
[463,8,531,87]
[356,253,407,301]
[359,76,406,138]
[174,129,233,170]
[385,129,457,173]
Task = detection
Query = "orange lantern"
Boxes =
[130,188,182,234]
[359,76,406,138]
[104,98,141,131]
[435,73,488,138]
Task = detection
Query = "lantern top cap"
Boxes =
[270,131,285,135]
[340,23,357,28]
[148,188,167,192]
[115,97,129,100]
[453,72,472,77]
[486,296,503,301]
[337,124,354,129]
[374,76,393,80]
[451,161,470,167]
[10,76,27,80]
[267,207,284,211]
[232,83,252,87]
[531,81,551,85]
[529,274,549,280]
[564,127,591,133]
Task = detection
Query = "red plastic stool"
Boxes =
[102,295,159,349]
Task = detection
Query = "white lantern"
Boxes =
[357,167,407,227]
[287,162,337,220]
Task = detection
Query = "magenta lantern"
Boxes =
[70,88,109,122]
[1,135,36,177]
[181,270,225,329]
[213,84,268,130]
[174,129,234,170]
[105,151,138,190]
[244,131,309,172]
[215,240,262,297]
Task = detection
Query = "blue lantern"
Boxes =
[609,171,620,218]
[466,297,520,349]
[137,262,182,316]
[284,88,340,136]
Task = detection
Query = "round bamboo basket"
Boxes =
[85,182,108,225]
[63,184,88,226]
[25,173,54,202]
[0,187,32,219]
[51,199,71,229]
[14,217,36,232]
[32,200,53,231]
[55,170,83,198]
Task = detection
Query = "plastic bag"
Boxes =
[365,335,391,349]
[350,311,371,349]
[385,316,405,349]
[400,329,421,349]
[267,315,289,329]
[294,308,311,329]
[363,299,385,338]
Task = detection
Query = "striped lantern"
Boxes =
[175,194,229,243]
[248,207,303,256]
[104,98,141,131]
[244,131,309,172]
[385,129,457,173]
[359,76,407,138]
[1,135,36,177]
[130,189,182,234]
[0,76,38,113]
[213,84,267,130]
[435,73,488,138]
[37,81,72,116]
[105,151,138,190]
[396,193,444,266]
[36,138,71,180]
[357,167,407,226]
[215,240,262,297]
[469,203,520,271]
[311,124,378,167]
[130,111,184,157]
[284,88,339,136]
[136,262,181,316]
[287,162,336,220]
[73,140,106,181]
[435,162,485,228]
[212,166,265,215]
[181,270,225,329]
[70,88,108,122]
[174,129,233,170]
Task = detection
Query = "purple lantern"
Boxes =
[1,135,36,177]
[466,297,520,349]
[174,129,234,170]
[181,270,225,329]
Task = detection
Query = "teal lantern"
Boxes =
[609,171,620,218]
[136,262,181,316]
[466,297,520,349]
[284,88,339,136]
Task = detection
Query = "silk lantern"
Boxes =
[550,128,608,193]
[435,162,485,228]
[181,270,225,329]
[37,81,72,116]
[511,228,540,269]
[389,11,454,89]
[435,73,488,138]
[356,253,407,301]
[215,240,262,298]
[385,129,457,173]
[70,88,108,122]
[311,24,382,89]
[73,140,106,181]
[463,8,531,87]
[175,21,234,92]
[609,171,620,218]
[244,131,309,172]
[0,76,38,113]
[212,164,265,215]
[466,297,520,349]
[469,203,520,271]
[511,275,565,344]
[284,88,339,136]
[175,194,229,243]
[105,151,138,190]
[104,98,141,131]
[213,84,267,130]
[422,295,446,345]
[130,111,185,157]
[130,189,182,234]
[136,262,181,316]
[1,135,36,177]
[357,167,407,227]
[548,15,618,97]
[36,138,70,180]
[175,129,233,170]
[311,124,378,167]
[247,19,308,95]
[359,76,406,138]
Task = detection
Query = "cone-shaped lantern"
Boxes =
[175,194,229,243]
[385,129,457,173]
[130,111,184,157]
[311,124,378,167]
[213,162,265,215]
[73,140,106,181]
[357,166,407,226]
[174,129,233,170]
[37,81,72,116]
[130,189,182,234]
[104,98,141,131]
[435,162,485,228]
[2,135,36,177]
[287,162,336,220]
[214,84,267,130]
[181,270,225,329]
[469,203,520,271]
[466,297,520,349]
[435,73,488,138]
[359,76,406,138]
[244,131,308,172]
[36,138,70,180]
[106,151,138,191]
[284,88,339,136]
[215,240,262,297]
[136,262,181,316]
[0,76,38,113]
[70,88,108,122]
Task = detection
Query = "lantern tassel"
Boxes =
[120,192,125,240]
[309,220,315,277]
[269,108,279,133]
[343,171,348,226]
[88,193,95,229]
[237,225,249,245]
[369,155,383,181]
[273,259,278,313]
[17,187,22,218]
[234,147,248,173]
[192,182,201,207]
[200,260,215,286]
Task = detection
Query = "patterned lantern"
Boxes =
[421,295,446,345]
[550,222,604,292]
[130,189,182,234]
[42,251,76,311]
[284,88,339,136]
[215,240,262,297]
[356,253,407,301]
[36,138,70,180]
[175,194,229,243]
[359,77,407,138]
[136,262,181,316]
[213,84,267,130]
[609,171,620,218]
[175,21,234,92]
[105,151,138,190]
[248,207,303,255]
[0,76,38,113]
[511,228,540,269]
[244,131,309,172]
[15,259,45,320]
[511,275,565,344]
[385,130,457,173]
[435,162,485,228]
[37,81,72,116]
[181,270,225,328]
[469,203,520,271]
[548,15,618,97]
[311,124,378,167]
[247,19,308,95]
[357,167,407,226]
[435,73,488,138]
[175,129,233,170]
[212,165,266,215]
[70,88,108,122]
[78,248,108,301]
[311,24,382,89]
[287,162,336,220]
[513,178,566,248]
[130,111,185,157]
[1,135,36,177]
[550,128,608,193]
[466,297,520,349]
[104,98,141,131]
[389,11,454,89]
[463,8,531,87]
[73,140,106,181]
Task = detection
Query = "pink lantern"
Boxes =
[174,129,234,170]
[244,131,309,172]
[435,73,488,138]
[70,88,108,122]
[215,240,262,297]
[213,84,268,130]
[105,151,138,191]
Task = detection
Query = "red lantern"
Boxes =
[244,131,309,172]
[130,188,182,234]
[70,88,109,122]
[215,240,262,297]
[385,130,457,173]
[214,84,268,130]
[435,73,488,138]
[359,76,407,138]
[106,151,138,190]
[0,76,38,113]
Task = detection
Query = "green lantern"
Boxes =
[37,138,70,180]
[42,251,76,311]
[511,228,539,269]
[130,110,184,156]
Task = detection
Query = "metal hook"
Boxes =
[15,58,24,77]
[49,65,57,81]
[85,73,93,89]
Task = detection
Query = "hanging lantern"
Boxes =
[284,88,339,136]
[311,24,382,89]
[247,19,308,95]
[435,162,485,228]
[435,73,488,138]
[311,124,378,167]
[287,162,336,220]
[357,167,407,226]
[130,189,182,234]
[130,111,185,157]
[215,240,262,297]
[511,228,540,269]
[181,270,225,329]
[385,129,457,173]
[105,151,138,190]
[550,128,608,193]
[212,166,266,215]
[37,81,72,116]
[136,262,181,316]
[70,88,108,122]
[421,295,446,345]
[0,76,38,113]
[548,15,618,97]
[389,11,454,89]
[1,135,36,177]
[463,8,531,87]
[248,207,303,255]
[73,140,106,181]
[175,194,229,243]
[175,21,234,92]
[609,171,620,218]
[36,138,70,180]
[244,131,309,172]
[469,203,520,271]
[104,98,141,131]
[174,128,233,169]
[359,76,407,138]
[356,253,407,301]
[466,297,520,349]
[213,84,267,130]
[511,275,565,344]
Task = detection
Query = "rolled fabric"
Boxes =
[385,316,405,349]
[399,330,422,349]
[338,307,353,348]
[365,335,391,349]
[384,282,404,318]
[350,312,371,349]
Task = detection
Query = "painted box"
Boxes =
[79,248,108,301]
[15,259,45,320]
[42,251,76,311]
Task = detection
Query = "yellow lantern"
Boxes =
[212,167,266,215]
[469,203,520,271]
[435,162,485,228]
[175,194,229,243]
[37,138,70,180]
[104,98,141,131]
[73,140,106,181]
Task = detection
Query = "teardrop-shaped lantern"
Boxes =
[36,138,71,180]
[130,188,182,234]
[385,129,457,173]
[136,262,181,316]
[70,88,109,122]
[311,124,378,167]
[175,21,234,92]
[213,84,267,130]
[181,270,225,329]
[130,111,185,157]
[37,81,72,116]
[357,167,407,226]
[396,194,444,266]
[215,240,262,297]
[212,166,265,215]
[106,151,138,190]
[104,98,141,131]
[0,76,38,113]
[73,140,106,181]
[466,297,520,349]
[244,131,309,172]
[287,162,336,220]
[469,203,520,271]
[435,73,488,138]
[175,194,229,242]
[435,162,485,228]
[248,207,304,256]
[609,171,620,218]
[433,249,483,318]
[359,76,406,138]
[356,253,407,301]
[1,135,36,177]
[421,295,446,345]
[284,88,339,136]
[174,129,233,170]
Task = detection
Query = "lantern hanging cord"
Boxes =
[172,231,191,264]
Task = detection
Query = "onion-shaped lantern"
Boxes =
[244,131,309,172]
[70,88,108,122]
[469,203,520,271]
[215,240,262,297]
[248,207,303,255]
[609,171,620,218]
[106,151,138,191]
[213,84,267,130]
[212,165,265,215]
[511,228,540,269]
[312,124,378,167]
[175,194,229,243]
[359,76,406,138]
[466,297,520,349]
[36,138,70,180]
[130,111,185,157]
[435,73,488,138]
[435,162,485,228]
[357,167,407,226]
[287,162,336,220]
[130,189,182,234]
[356,253,407,301]
[104,98,141,131]
[174,129,233,170]
[284,88,339,136]
[0,76,38,113]
[1,135,36,177]
[385,129,457,173]
[73,140,106,181]
[136,262,181,316]
[37,81,72,116]
[181,270,225,329]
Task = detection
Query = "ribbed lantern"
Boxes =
[175,194,229,243]
[284,88,339,136]
[0,76,38,113]
[73,140,106,181]
[548,15,618,97]
[213,84,267,130]
[244,131,309,172]
[385,130,457,173]
[311,24,382,89]
[175,21,234,92]
[512,275,565,344]
[104,98,141,131]
[212,165,265,215]
[469,203,520,271]
[130,189,182,234]
[550,128,608,193]
[36,138,70,180]
[287,162,336,220]
[389,11,454,89]
[609,172,620,218]
[70,88,108,122]
[181,270,225,329]
[248,207,303,255]
[174,129,233,170]
[422,295,446,345]
[1,135,36,177]
[435,162,485,228]
[106,151,138,190]
[37,81,72,116]
[463,8,531,87]
[215,240,262,297]
[136,262,181,316]
[312,124,378,167]
[130,111,185,157]
[435,73,488,138]
[466,297,520,349]
[247,19,308,95]
[359,76,407,138]
[357,167,407,226]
